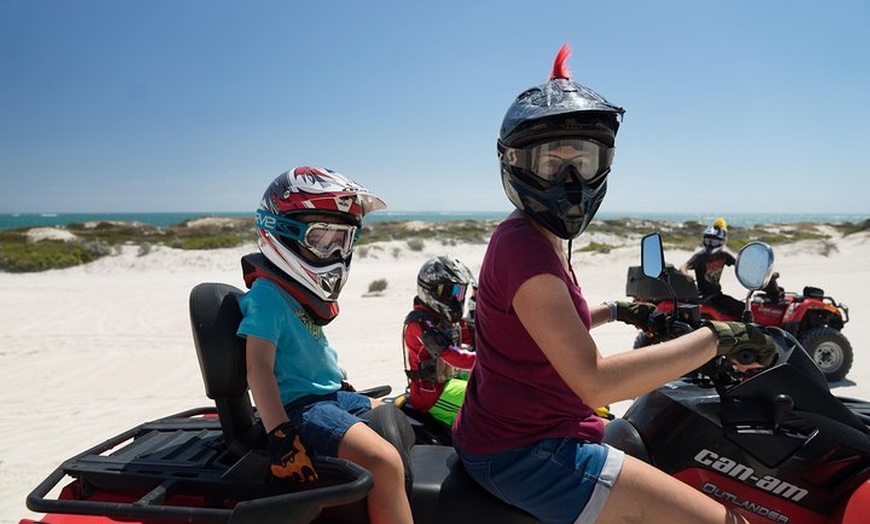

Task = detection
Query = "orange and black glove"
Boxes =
[267,422,318,484]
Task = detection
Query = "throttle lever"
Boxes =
[772,394,794,431]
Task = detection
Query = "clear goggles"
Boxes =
[503,138,614,185]
[256,209,360,260]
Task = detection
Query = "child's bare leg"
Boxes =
[596,455,748,524]
[338,421,413,524]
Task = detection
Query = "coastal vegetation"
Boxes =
[0,216,865,273]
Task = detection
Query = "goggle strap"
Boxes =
[257,208,360,240]
[256,209,306,240]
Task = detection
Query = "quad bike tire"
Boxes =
[800,326,853,382]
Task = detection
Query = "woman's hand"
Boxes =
[704,321,777,367]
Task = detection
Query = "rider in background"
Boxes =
[238,166,413,524]
[452,44,775,524]
[679,217,746,318]
[403,255,476,426]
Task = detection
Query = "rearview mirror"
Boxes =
[641,233,664,279]
[735,242,775,291]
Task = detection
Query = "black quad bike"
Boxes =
[604,234,870,523]
[20,282,540,524]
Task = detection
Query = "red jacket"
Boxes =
[403,303,475,412]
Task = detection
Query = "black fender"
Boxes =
[602,419,651,464]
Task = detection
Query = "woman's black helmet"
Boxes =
[498,44,625,239]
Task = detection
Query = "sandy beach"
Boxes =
[2,226,870,523]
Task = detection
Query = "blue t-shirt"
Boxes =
[237,278,343,405]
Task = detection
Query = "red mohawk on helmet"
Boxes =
[550,43,572,80]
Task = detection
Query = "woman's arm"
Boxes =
[245,335,289,432]
[588,303,613,328]
[513,273,717,408]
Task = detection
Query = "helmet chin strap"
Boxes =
[567,238,579,286]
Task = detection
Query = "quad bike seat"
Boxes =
[802,286,825,299]
[391,392,454,446]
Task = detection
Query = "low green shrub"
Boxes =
[368,278,388,293]
[0,240,108,272]
[172,234,248,250]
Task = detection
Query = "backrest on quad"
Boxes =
[189,282,255,444]
[803,286,824,299]
[625,264,699,302]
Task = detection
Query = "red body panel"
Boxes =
[839,479,870,524]
[674,468,828,524]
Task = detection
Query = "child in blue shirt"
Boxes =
[237,166,412,524]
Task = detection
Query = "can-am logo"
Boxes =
[694,449,808,502]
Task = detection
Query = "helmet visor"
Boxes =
[256,209,359,260]
[503,138,614,186]
[434,283,467,303]
[703,235,725,252]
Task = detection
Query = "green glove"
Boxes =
[614,301,658,329]
[704,321,777,367]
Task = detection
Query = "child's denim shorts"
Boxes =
[284,391,373,457]
[456,437,624,524]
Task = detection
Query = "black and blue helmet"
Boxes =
[498,44,625,239]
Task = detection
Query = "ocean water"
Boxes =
[0,210,867,232]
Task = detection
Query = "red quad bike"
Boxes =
[604,233,870,524]
[19,282,542,524]
[625,249,853,382]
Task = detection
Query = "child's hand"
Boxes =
[267,422,318,484]
[421,328,452,354]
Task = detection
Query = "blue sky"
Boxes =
[1,1,868,215]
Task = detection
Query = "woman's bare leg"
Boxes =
[596,455,748,524]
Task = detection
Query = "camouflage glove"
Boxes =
[704,321,777,367]
[267,422,318,484]
[614,301,658,329]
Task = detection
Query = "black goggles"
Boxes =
[503,138,614,185]
[432,283,467,303]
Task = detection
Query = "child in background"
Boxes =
[402,255,476,425]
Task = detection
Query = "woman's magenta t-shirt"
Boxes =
[453,217,604,454]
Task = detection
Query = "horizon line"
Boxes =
[3,210,867,216]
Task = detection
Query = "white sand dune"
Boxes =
[2,230,870,522]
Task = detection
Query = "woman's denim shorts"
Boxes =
[284,390,373,457]
[457,438,624,524]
